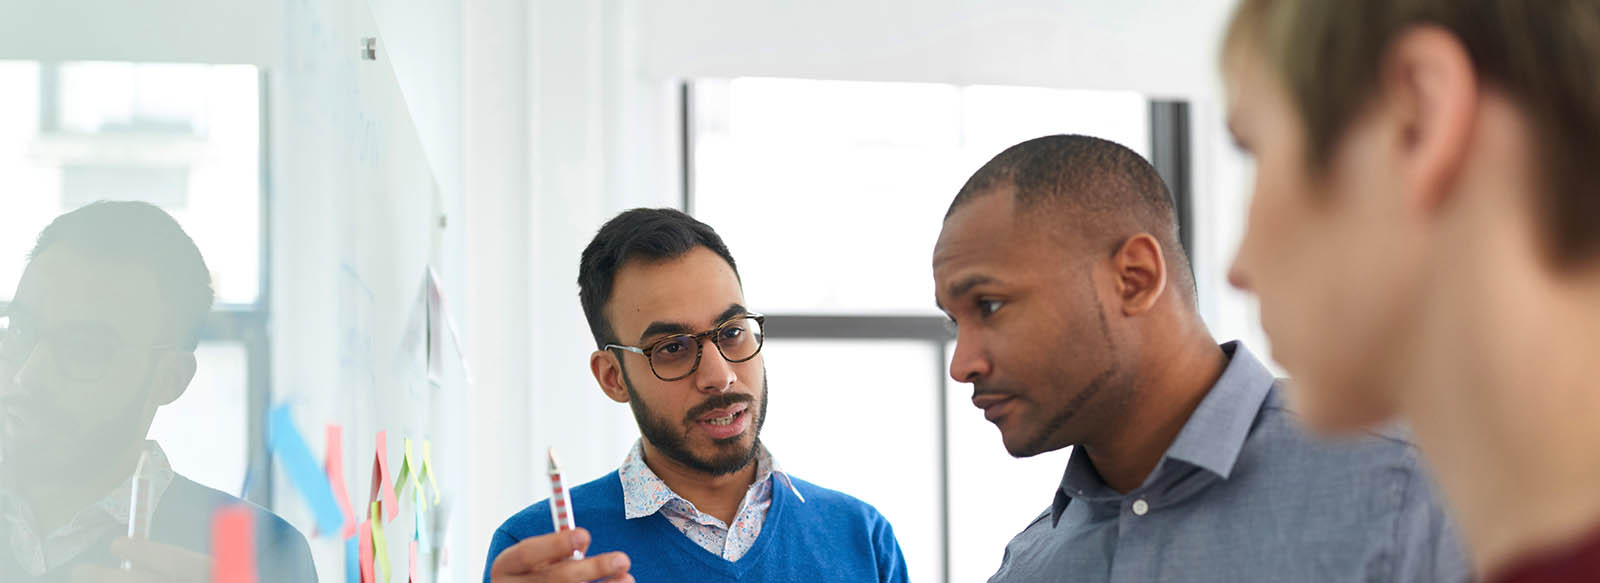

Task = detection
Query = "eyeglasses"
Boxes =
[0,316,179,382]
[605,314,765,382]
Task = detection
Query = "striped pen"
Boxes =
[547,447,583,560]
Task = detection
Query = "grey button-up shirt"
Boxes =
[990,342,1470,582]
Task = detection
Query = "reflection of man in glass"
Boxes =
[0,201,315,582]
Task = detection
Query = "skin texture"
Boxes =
[934,189,1225,493]
[1225,27,1600,574]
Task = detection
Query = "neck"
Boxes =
[1400,209,1600,575]
[7,441,144,533]
[639,440,758,524]
[1084,314,1226,493]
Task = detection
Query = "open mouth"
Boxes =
[694,403,750,439]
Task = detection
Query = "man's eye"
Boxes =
[978,299,1004,316]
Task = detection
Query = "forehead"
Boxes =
[934,190,1055,287]
[13,246,166,335]
[606,246,745,338]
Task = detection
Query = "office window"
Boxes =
[689,77,1151,582]
[0,60,265,496]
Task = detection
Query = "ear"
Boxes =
[1111,234,1168,317]
[590,349,631,404]
[149,351,196,407]
[1383,25,1478,213]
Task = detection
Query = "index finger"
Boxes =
[489,529,591,575]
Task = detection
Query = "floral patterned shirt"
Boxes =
[618,439,804,561]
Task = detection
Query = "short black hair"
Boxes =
[948,134,1196,301]
[29,200,215,350]
[578,208,740,348]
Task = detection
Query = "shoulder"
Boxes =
[163,476,317,580]
[1250,382,1423,468]
[783,474,893,527]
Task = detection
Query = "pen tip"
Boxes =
[547,447,559,469]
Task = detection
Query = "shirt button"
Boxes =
[1132,499,1149,516]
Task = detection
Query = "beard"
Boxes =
[619,363,769,476]
[1,366,158,482]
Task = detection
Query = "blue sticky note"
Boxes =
[268,404,346,536]
[345,534,360,583]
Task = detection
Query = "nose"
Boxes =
[948,331,991,384]
[9,341,55,396]
[693,336,737,393]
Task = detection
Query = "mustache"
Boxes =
[683,392,754,423]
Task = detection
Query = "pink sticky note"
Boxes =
[408,540,419,583]
[212,505,258,583]
[327,425,357,538]
[360,520,375,583]
[370,431,398,522]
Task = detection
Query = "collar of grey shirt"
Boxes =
[1051,341,1276,526]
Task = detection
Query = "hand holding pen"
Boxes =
[487,447,632,583]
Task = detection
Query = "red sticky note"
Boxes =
[212,505,258,583]
[359,520,375,583]
[408,540,419,583]
[327,425,357,538]
[370,431,398,522]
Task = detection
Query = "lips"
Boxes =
[695,403,750,439]
[972,393,1017,422]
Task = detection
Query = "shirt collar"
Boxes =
[1052,342,1275,525]
[620,439,797,520]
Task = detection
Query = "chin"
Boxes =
[1284,379,1395,436]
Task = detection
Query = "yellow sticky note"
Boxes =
[371,501,391,582]
[394,438,425,507]
[421,440,440,505]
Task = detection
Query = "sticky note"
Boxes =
[393,439,423,506]
[408,540,419,583]
[212,505,258,583]
[371,501,392,583]
[345,534,360,583]
[421,440,441,505]
[268,404,346,536]
[359,520,374,583]
[328,425,358,538]
[370,431,398,522]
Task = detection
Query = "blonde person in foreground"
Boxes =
[1222,0,1600,580]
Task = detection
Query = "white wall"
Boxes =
[640,0,1235,99]
[0,0,280,66]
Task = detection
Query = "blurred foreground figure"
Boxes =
[0,201,315,582]
[1223,1,1600,580]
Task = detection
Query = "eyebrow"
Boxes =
[637,303,748,344]
[945,275,996,301]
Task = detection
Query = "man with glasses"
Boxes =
[484,208,908,582]
[0,201,315,582]
[934,135,1468,581]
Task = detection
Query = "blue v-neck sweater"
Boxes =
[484,471,908,582]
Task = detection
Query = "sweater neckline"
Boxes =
[636,472,793,578]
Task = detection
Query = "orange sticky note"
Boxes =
[370,431,398,522]
[328,425,357,538]
[212,505,258,583]
[359,520,374,583]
